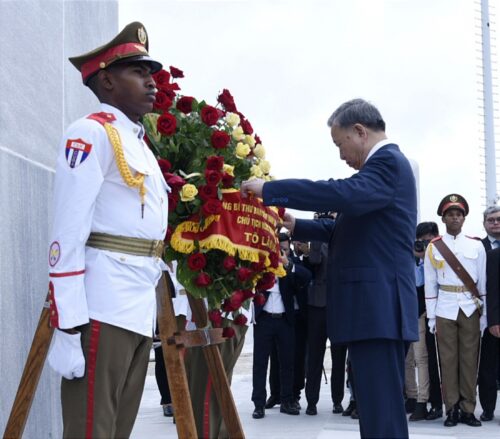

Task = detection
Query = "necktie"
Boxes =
[494,240,500,249]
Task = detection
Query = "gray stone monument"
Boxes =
[0,1,118,436]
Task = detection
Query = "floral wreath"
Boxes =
[143,66,285,336]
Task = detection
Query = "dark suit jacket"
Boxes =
[262,144,418,343]
[254,263,311,325]
[482,237,493,252]
[486,248,500,327]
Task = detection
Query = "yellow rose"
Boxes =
[225,112,240,127]
[250,164,264,178]
[180,184,198,202]
[244,135,256,147]
[222,164,235,176]
[235,142,251,159]
[253,143,265,159]
[232,126,245,141]
[264,175,273,182]
[259,159,271,174]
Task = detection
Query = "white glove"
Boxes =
[48,329,85,380]
[480,315,488,335]
[428,318,436,334]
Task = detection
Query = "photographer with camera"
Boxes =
[404,222,442,421]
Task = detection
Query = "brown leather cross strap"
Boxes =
[432,238,481,300]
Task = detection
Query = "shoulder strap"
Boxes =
[433,239,480,299]
[87,112,116,126]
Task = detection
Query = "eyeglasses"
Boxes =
[486,217,500,224]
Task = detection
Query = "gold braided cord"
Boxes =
[428,243,444,270]
[103,123,146,207]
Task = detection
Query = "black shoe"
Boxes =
[409,402,428,421]
[426,406,443,420]
[280,401,300,415]
[306,405,317,416]
[332,403,343,414]
[460,412,482,427]
[405,397,417,414]
[342,401,356,416]
[444,408,459,427]
[162,404,174,417]
[350,408,359,420]
[480,410,494,421]
[264,395,280,409]
[293,399,301,411]
[252,407,265,419]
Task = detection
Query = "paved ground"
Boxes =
[132,327,500,439]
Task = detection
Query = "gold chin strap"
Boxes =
[103,122,146,216]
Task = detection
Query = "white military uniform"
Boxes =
[424,232,487,328]
[48,103,169,336]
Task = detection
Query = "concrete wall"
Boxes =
[0,1,117,437]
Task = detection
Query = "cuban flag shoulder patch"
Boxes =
[65,138,92,168]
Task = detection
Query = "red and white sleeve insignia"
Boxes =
[65,138,92,168]
[48,281,59,328]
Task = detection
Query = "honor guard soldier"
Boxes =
[424,194,486,428]
[46,22,170,438]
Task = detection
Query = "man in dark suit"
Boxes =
[242,98,418,438]
[478,206,500,421]
[251,233,311,419]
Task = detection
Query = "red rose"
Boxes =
[169,66,184,78]
[221,173,234,188]
[176,96,195,114]
[157,113,177,136]
[229,290,245,309]
[210,130,230,149]
[256,272,276,291]
[188,252,207,271]
[237,267,253,282]
[222,298,237,313]
[158,82,180,100]
[208,309,223,327]
[255,134,262,145]
[153,91,173,111]
[200,105,220,126]
[223,327,235,338]
[168,192,179,211]
[240,117,253,135]
[223,256,236,271]
[250,257,266,273]
[164,226,173,243]
[269,252,280,268]
[234,314,248,326]
[242,289,255,300]
[164,173,185,190]
[202,199,222,216]
[195,272,212,287]
[153,69,171,86]
[217,89,237,112]
[205,170,222,186]
[253,292,267,306]
[157,158,172,173]
[206,155,224,171]
[198,184,218,201]
[277,207,286,219]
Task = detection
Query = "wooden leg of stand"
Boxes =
[156,275,198,439]
[189,296,245,439]
[3,295,54,439]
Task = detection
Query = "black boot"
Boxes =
[342,401,356,416]
[426,406,443,420]
[409,402,428,421]
[405,397,417,414]
[444,406,459,427]
[459,412,482,427]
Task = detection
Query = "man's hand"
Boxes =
[240,178,265,198]
[489,324,500,338]
[283,212,296,233]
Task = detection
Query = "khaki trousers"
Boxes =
[404,314,430,402]
[436,310,480,413]
[184,320,247,439]
[61,320,152,439]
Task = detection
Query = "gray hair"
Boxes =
[327,98,386,131]
[483,205,500,221]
